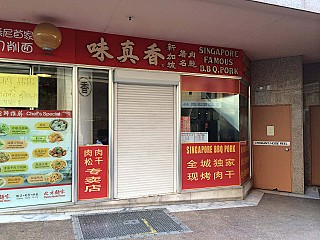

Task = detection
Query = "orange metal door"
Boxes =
[252,105,292,192]
[310,106,320,186]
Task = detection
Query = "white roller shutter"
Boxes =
[116,83,175,199]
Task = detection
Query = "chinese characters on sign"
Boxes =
[181,116,191,132]
[182,143,240,190]
[0,27,34,54]
[87,37,114,62]
[76,30,245,78]
[85,38,205,72]
[0,20,248,79]
[118,40,139,64]
[78,77,92,97]
[143,43,165,66]
[0,20,76,63]
[0,186,71,208]
[78,145,108,200]
[0,74,39,107]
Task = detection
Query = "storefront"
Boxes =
[0,20,251,211]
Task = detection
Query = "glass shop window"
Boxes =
[181,91,240,143]
[78,68,109,145]
[0,63,72,110]
[0,62,73,208]
[239,95,249,141]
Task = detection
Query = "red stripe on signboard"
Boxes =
[181,76,240,94]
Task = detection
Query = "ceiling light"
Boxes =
[33,23,62,53]
[36,73,52,78]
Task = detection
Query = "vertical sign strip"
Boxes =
[78,145,108,200]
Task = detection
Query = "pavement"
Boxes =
[0,189,319,240]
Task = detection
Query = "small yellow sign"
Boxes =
[4,176,25,185]
[32,148,50,158]
[35,122,51,130]
[27,175,46,184]
[3,140,28,149]
[8,152,29,161]
[0,74,38,107]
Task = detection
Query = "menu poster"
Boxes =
[0,110,72,208]
[0,74,39,108]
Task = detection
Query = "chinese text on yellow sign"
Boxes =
[0,74,38,107]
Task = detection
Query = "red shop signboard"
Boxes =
[182,143,240,190]
[78,145,108,200]
[75,30,246,79]
[0,20,250,81]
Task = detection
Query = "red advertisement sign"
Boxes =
[181,116,191,132]
[182,142,240,190]
[78,145,108,200]
[240,141,250,184]
[75,30,245,78]
[0,20,249,79]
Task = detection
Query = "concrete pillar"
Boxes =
[251,56,304,194]
[303,63,320,185]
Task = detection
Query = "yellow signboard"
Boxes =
[0,74,38,107]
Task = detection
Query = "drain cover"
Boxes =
[71,208,192,240]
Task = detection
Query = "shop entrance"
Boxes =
[114,69,179,199]
[310,106,320,186]
[252,105,292,192]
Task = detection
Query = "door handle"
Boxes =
[285,148,290,151]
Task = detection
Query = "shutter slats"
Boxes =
[117,84,175,198]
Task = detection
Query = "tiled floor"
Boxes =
[0,190,264,223]
[0,186,318,224]
[0,191,319,240]
[260,185,320,200]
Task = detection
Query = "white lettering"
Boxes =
[199,47,239,57]
[253,141,290,146]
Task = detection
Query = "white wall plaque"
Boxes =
[267,125,274,136]
[253,141,290,146]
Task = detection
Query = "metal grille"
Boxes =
[71,209,191,240]
[116,84,175,199]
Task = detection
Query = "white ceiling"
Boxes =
[1,0,320,63]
